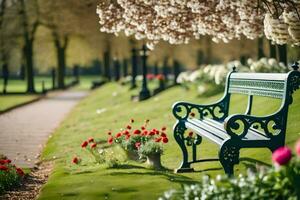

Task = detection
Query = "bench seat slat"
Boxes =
[185,121,225,145]
[187,118,269,143]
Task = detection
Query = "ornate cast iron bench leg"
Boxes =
[173,122,194,172]
[219,140,240,175]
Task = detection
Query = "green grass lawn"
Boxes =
[38,82,300,200]
[0,95,39,112]
[0,75,98,112]
[0,76,77,93]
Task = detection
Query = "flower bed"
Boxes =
[73,119,169,169]
[159,140,300,200]
[0,156,25,194]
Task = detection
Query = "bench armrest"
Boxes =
[224,113,284,139]
[172,96,230,121]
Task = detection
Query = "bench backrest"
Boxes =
[227,73,287,99]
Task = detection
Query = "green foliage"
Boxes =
[0,161,24,195]
[159,157,300,200]
[138,140,163,156]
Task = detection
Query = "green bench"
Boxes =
[172,62,300,175]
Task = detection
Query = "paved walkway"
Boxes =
[0,91,88,168]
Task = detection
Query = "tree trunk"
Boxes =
[20,0,37,93]
[173,60,180,85]
[103,51,111,80]
[122,59,128,77]
[277,44,287,66]
[131,48,138,88]
[205,37,212,64]
[269,41,277,59]
[257,37,265,59]
[54,35,68,89]
[163,57,168,82]
[24,39,35,93]
[113,59,120,81]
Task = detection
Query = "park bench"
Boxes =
[172,62,300,175]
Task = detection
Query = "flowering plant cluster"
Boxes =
[0,157,25,194]
[177,58,289,94]
[107,119,169,157]
[146,74,165,81]
[97,0,300,48]
[72,137,107,165]
[159,140,300,200]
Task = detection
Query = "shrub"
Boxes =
[159,140,300,200]
[0,158,25,194]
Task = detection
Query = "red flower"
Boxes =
[149,130,156,136]
[0,165,9,171]
[156,74,165,81]
[116,133,122,138]
[161,132,167,137]
[130,118,134,123]
[81,141,88,148]
[91,143,97,148]
[142,130,148,135]
[155,138,162,142]
[127,125,132,130]
[133,129,141,135]
[108,137,114,144]
[141,126,146,130]
[125,135,131,140]
[272,146,292,166]
[190,112,195,117]
[296,139,300,156]
[188,131,194,137]
[72,157,80,164]
[161,127,167,131]
[16,168,24,176]
[0,159,11,165]
[135,142,141,149]
[88,138,94,143]
[162,137,169,143]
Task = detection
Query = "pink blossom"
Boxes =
[272,146,292,166]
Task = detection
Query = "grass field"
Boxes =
[0,95,39,112]
[0,75,100,112]
[37,82,300,200]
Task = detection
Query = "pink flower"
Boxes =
[295,139,300,156]
[272,146,292,166]
[135,142,141,149]
[147,74,155,80]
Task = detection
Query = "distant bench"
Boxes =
[172,62,300,175]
